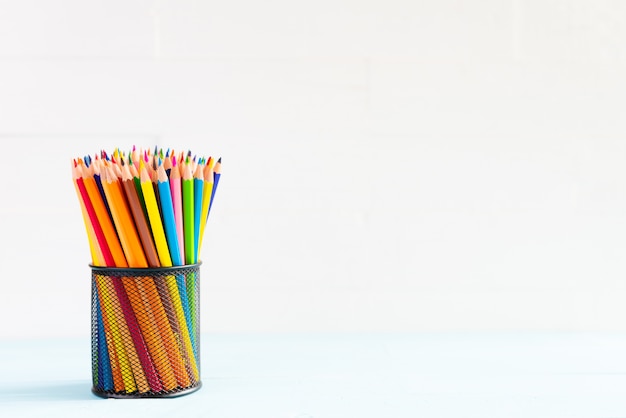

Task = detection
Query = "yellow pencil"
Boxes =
[197,162,214,256]
[139,160,199,382]
[139,160,172,267]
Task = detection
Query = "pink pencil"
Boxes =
[169,155,185,263]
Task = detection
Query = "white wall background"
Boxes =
[1,0,626,338]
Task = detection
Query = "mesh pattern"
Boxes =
[91,264,201,398]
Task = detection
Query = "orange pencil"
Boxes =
[80,162,127,268]
[140,276,191,387]
[101,165,159,392]
[101,165,148,268]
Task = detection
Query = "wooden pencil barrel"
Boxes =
[90,263,202,398]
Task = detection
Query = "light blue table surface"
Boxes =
[2,332,626,417]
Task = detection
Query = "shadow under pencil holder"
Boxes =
[90,263,202,398]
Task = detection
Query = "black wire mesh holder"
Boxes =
[90,263,201,398]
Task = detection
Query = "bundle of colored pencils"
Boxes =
[71,146,221,395]
[72,146,221,269]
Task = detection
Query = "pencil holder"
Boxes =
[90,263,202,398]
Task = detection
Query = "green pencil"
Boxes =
[182,157,195,264]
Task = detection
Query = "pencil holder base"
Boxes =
[92,381,202,399]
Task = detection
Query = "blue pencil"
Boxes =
[157,162,196,350]
[95,287,113,391]
[208,157,221,217]
[156,162,182,266]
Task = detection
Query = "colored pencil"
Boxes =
[81,163,128,268]
[198,162,214,255]
[121,163,160,268]
[140,160,173,267]
[94,293,114,391]
[193,160,204,261]
[209,157,221,217]
[157,162,182,267]
[157,161,197,352]
[182,158,195,264]
[170,155,185,264]
[101,164,148,268]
